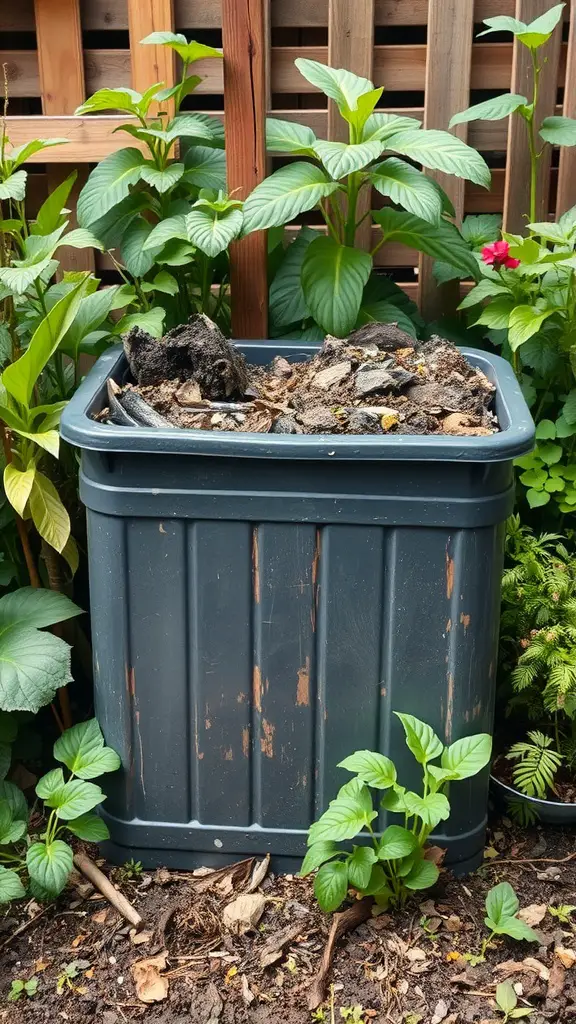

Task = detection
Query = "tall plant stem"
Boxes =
[526,48,541,225]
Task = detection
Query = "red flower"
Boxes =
[481,240,520,270]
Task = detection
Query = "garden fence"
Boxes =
[2,0,575,335]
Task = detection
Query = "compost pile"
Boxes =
[103,314,499,437]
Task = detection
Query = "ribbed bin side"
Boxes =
[89,509,504,870]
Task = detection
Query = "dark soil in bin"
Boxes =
[493,755,576,805]
[101,315,500,437]
[3,822,576,1024]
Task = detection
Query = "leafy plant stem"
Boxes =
[320,199,339,242]
[345,173,360,247]
[527,48,541,225]
[0,424,41,588]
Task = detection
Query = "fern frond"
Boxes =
[507,731,562,798]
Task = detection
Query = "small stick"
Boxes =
[73,852,143,930]
[308,898,373,1010]
[0,905,49,951]
[490,853,576,866]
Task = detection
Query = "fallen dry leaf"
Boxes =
[425,917,442,933]
[71,934,88,949]
[444,915,462,933]
[241,974,255,1006]
[130,929,153,946]
[131,952,169,1004]
[222,893,266,935]
[259,922,306,968]
[547,961,566,999]
[34,961,49,973]
[153,868,172,886]
[84,969,94,980]
[424,845,446,866]
[555,947,576,969]
[419,899,438,917]
[431,999,449,1024]
[518,904,547,928]
[406,948,427,962]
[483,846,500,859]
[523,957,550,982]
[246,853,271,894]
[92,910,108,925]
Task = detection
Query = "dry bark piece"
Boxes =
[259,921,308,968]
[222,893,266,935]
[241,974,255,1005]
[556,947,576,968]
[347,321,416,351]
[120,388,175,428]
[131,951,169,1003]
[106,379,138,426]
[192,857,254,894]
[175,380,202,406]
[312,361,352,390]
[308,898,374,1010]
[271,356,293,378]
[246,853,271,893]
[547,960,566,999]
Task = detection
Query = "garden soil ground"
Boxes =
[3,818,576,1024]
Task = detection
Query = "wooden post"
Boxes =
[503,0,562,233]
[327,0,375,250]
[557,1,576,217]
[127,0,175,116]
[222,0,269,339]
[34,0,95,275]
[418,0,473,321]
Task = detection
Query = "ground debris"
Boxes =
[222,893,266,935]
[104,316,498,437]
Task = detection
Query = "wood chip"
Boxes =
[259,922,307,968]
[312,361,352,390]
[131,952,169,1004]
[555,947,576,969]
[241,974,255,1005]
[222,894,266,935]
[547,960,566,999]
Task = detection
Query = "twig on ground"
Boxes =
[0,905,50,951]
[308,898,374,1010]
[491,853,576,866]
[74,852,143,930]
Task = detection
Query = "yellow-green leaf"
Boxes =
[3,464,36,517]
[28,472,70,554]
[17,429,60,459]
[61,536,79,576]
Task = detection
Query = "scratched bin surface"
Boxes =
[61,343,535,873]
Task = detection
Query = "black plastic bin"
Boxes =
[61,342,534,873]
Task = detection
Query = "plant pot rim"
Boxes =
[490,772,576,824]
[61,342,534,462]
[490,772,576,809]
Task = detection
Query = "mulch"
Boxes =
[3,819,576,1024]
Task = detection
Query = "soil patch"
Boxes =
[493,755,576,805]
[101,316,499,437]
[3,821,576,1024]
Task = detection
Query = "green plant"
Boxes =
[56,959,91,995]
[301,712,491,913]
[7,977,38,1002]
[0,718,119,904]
[480,882,540,959]
[117,857,143,882]
[506,730,563,798]
[495,981,533,1021]
[548,903,576,923]
[243,58,489,340]
[75,34,238,332]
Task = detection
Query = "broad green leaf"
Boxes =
[60,228,104,251]
[301,236,371,337]
[496,982,517,1015]
[537,442,563,465]
[34,172,77,235]
[51,779,105,820]
[54,718,121,780]
[75,88,143,115]
[450,94,528,127]
[242,162,340,234]
[515,3,565,48]
[142,214,188,251]
[120,217,158,278]
[314,860,349,912]
[527,488,551,508]
[348,845,377,889]
[563,388,576,425]
[3,465,35,518]
[341,87,384,131]
[2,277,89,406]
[0,866,25,903]
[508,305,556,351]
[156,76,202,103]
[356,298,418,339]
[115,307,166,338]
[462,213,503,247]
[60,288,117,359]
[477,16,530,37]
[492,916,540,942]
[0,781,28,823]
[77,148,145,227]
[0,257,55,296]
[372,208,480,278]
[8,138,69,171]
[403,791,450,828]
[535,419,556,439]
[394,712,443,764]
[182,146,226,190]
[0,170,27,202]
[269,227,317,329]
[15,429,59,459]
[362,112,422,144]
[386,129,491,188]
[403,857,439,891]
[300,841,340,877]
[66,813,110,842]
[485,881,519,926]
[440,734,492,780]
[377,825,417,860]
[362,864,392,897]
[145,270,178,296]
[371,157,443,224]
[141,33,222,65]
[473,297,515,329]
[540,116,576,147]
[313,140,384,179]
[26,840,73,896]
[186,204,243,257]
[337,750,397,789]
[308,793,377,845]
[295,58,374,112]
[140,162,184,194]
[0,587,80,630]
[0,807,26,841]
[28,472,70,555]
[337,777,374,809]
[266,118,317,154]
[380,785,409,813]
[528,221,569,245]
[36,767,65,804]
[458,279,511,309]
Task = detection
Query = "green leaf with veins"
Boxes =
[314,860,349,912]
[394,712,443,764]
[337,750,397,789]
[371,157,444,224]
[301,236,371,337]
[242,162,340,234]
[347,845,377,889]
[265,118,317,154]
[450,94,528,127]
[53,719,121,779]
[300,841,340,877]
[26,840,73,896]
[313,140,383,179]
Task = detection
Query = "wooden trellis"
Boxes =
[2,0,574,336]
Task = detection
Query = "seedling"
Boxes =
[419,914,440,942]
[116,858,143,882]
[495,981,533,1021]
[7,977,38,1002]
[479,883,540,960]
[56,959,91,995]
[301,713,491,912]
[340,1007,368,1023]
[548,903,576,924]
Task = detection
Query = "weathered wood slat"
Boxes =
[418,0,474,319]
[557,1,576,216]
[3,43,569,98]
[222,0,268,338]
[127,0,175,115]
[503,0,562,232]
[327,0,375,250]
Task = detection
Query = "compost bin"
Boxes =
[61,341,534,873]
